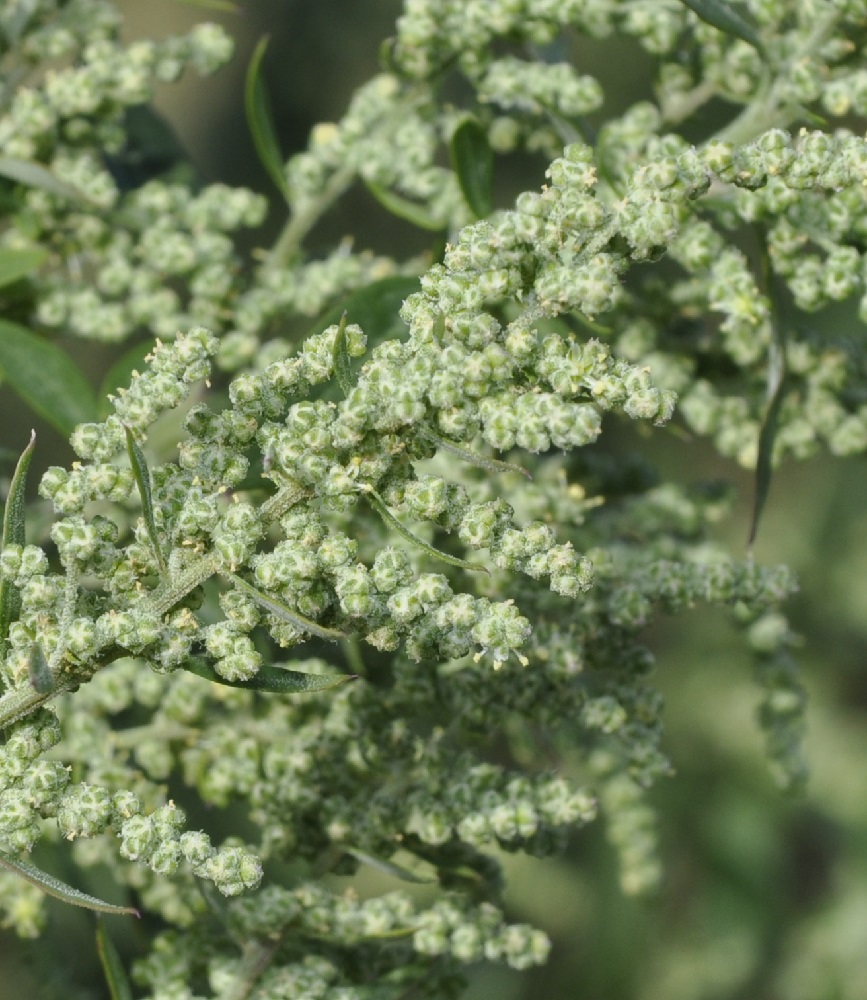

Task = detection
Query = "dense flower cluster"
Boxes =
[2,0,864,997]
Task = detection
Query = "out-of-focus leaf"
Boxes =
[173,0,239,11]
[347,848,435,884]
[364,180,443,231]
[28,642,53,694]
[225,572,346,642]
[364,487,489,574]
[450,118,494,219]
[96,919,133,1000]
[0,430,35,659]
[0,852,139,917]
[332,312,353,396]
[245,37,289,202]
[677,0,763,52]
[0,247,47,288]
[312,275,419,351]
[105,106,195,192]
[98,339,156,417]
[183,656,356,693]
[749,236,787,547]
[0,320,98,436]
[419,425,531,479]
[124,426,167,576]
[0,157,91,202]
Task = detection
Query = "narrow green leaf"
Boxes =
[245,37,289,202]
[748,378,787,546]
[347,848,435,884]
[183,656,356,693]
[677,0,763,53]
[0,157,92,203]
[363,180,443,231]
[99,339,156,417]
[96,919,133,1000]
[0,247,47,289]
[363,487,489,574]
[0,320,99,436]
[332,312,353,396]
[0,431,35,658]
[0,852,139,917]
[124,426,167,576]
[224,572,347,642]
[450,118,494,219]
[418,425,531,479]
[28,643,53,694]
[1,431,34,553]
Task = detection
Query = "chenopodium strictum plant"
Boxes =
[3,0,866,994]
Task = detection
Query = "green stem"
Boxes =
[342,634,365,675]
[267,162,357,268]
[0,682,59,729]
[258,480,309,522]
[265,84,430,267]
[713,10,841,146]
[220,938,282,1000]
[661,79,717,126]
[0,641,129,729]
[139,551,222,618]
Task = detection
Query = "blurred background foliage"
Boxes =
[2,2,867,998]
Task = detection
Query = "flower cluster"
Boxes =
[5,0,865,996]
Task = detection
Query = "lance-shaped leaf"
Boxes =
[96,919,134,1000]
[224,571,347,642]
[748,377,787,547]
[0,157,92,202]
[0,247,47,289]
[183,655,356,693]
[364,180,443,231]
[332,312,353,396]
[363,487,489,574]
[245,37,290,202]
[28,642,53,694]
[0,321,99,436]
[0,431,35,659]
[124,426,167,576]
[0,852,139,917]
[677,0,763,53]
[450,118,494,219]
[347,847,435,884]
[418,425,531,479]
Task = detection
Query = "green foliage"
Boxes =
[0,1,865,998]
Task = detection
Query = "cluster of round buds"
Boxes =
[391,0,615,79]
[478,56,603,118]
[31,178,266,344]
[0,711,67,854]
[227,882,550,973]
[116,800,261,895]
[217,248,400,371]
[745,611,808,793]
[0,5,255,349]
[0,14,233,161]
[66,328,217,463]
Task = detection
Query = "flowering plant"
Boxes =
[0,1,864,997]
